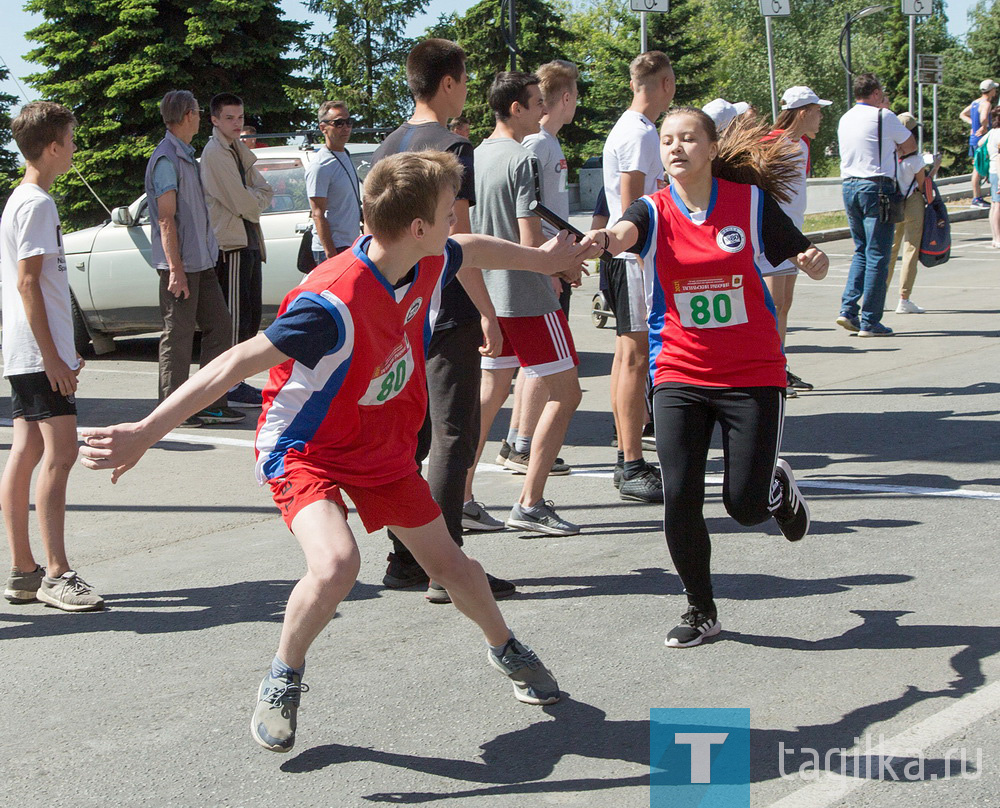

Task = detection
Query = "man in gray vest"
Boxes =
[144,90,244,427]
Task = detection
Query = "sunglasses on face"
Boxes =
[320,117,354,128]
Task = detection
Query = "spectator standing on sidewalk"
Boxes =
[145,90,243,427]
[835,74,915,338]
[1,101,104,612]
[960,79,996,209]
[201,92,274,408]
[981,108,1000,249]
[306,100,362,263]
[886,112,930,315]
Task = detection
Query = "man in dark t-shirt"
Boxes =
[372,38,515,603]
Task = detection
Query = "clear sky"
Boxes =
[0,0,983,107]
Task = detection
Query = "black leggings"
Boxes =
[653,385,785,614]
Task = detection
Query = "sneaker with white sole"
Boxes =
[426,573,516,603]
[786,369,813,391]
[495,439,512,466]
[836,314,861,333]
[619,462,664,503]
[665,608,721,648]
[772,458,810,542]
[895,298,925,314]
[488,638,560,704]
[507,500,579,536]
[37,571,104,612]
[4,564,45,603]
[503,449,571,476]
[250,670,309,753]
[196,406,246,425]
[858,323,894,337]
[462,500,506,532]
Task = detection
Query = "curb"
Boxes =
[806,205,988,244]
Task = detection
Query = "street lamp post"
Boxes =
[839,5,888,108]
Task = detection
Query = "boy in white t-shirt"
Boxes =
[1,101,103,612]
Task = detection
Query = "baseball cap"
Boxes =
[897,111,919,131]
[780,86,833,110]
[981,79,998,92]
[702,98,751,131]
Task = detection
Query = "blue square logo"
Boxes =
[650,708,751,808]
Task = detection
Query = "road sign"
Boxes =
[901,0,930,14]
[918,69,943,85]
[759,0,790,15]
[917,53,943,84]
[630,0,668,13]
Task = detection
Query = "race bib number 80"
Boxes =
[674,275,749,329]
[360,337,415,406]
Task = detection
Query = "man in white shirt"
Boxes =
[306,100,362,262]
[836,73,915,338]
[602,50,673,503]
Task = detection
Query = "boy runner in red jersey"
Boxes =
[79,151,597,753]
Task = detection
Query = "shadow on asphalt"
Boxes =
[277,610,993,798]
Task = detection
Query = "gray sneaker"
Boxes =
[37,571,104,611]
[488,638,560,705]
[507,500,580,536]
[250,671,309,753]
[462,500,506,532]
[4,565,45,603]
[504,449,571,476]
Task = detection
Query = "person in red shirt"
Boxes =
[79,151,597,754]
[588,109,828,649]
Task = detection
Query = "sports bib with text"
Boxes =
[360,336,415,405]
[673,275,749,329]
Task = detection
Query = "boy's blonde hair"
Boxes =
[11,101,76,163]
[536,60,578,106]
[363,151,463,240]
[629,51,672,86]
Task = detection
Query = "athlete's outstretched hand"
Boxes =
[79,423,151,484]
[540,230,600,275]
[795,246,829,280]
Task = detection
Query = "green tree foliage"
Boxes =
[303,0,428,128]
[0,64,20,208]
[24,0,307,230]
[454,0,574,140]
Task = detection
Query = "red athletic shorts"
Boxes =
[480,310,579,377]
[269,467,442,533]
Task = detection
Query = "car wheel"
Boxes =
[70,292,92,355]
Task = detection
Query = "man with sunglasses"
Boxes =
[306,101,362,263]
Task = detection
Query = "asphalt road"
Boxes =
[2,219,999,808]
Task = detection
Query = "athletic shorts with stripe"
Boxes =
[480,310,579,377]
[269,467,442,532]
[602,255,650,335]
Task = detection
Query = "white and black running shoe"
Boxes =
[772,458,810,542]
[665,608,721,648]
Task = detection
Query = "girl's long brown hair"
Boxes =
[664,107,803,205]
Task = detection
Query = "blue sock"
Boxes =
[514,435,532,454]
[271,655,305,680]
[506,427,518,445]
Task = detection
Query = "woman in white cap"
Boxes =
[762,86,831,395]
[702,98,751,133]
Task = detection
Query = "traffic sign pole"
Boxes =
[641,11,648,53]
[908,15,915,113]
[765,16,778,120]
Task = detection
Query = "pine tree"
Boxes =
[303,0,428,129]
[454,0,575,140]
[0,64,20,198]
[24,0,307,230]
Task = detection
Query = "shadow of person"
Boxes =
[281,693,652,802]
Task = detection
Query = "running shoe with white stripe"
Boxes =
[507,500,579,536]
[665,608,721,648]
[772,458,810,542]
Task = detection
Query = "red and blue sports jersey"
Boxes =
[255,236,463,487]
[623,177,808,389]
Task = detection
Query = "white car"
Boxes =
[61,142,379,353]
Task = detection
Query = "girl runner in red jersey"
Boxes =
[587,108,829,648]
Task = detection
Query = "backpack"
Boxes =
[919,186,951,267]
[974,140,991,178]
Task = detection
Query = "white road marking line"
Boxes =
[6,423,993,502]
[768,679,1000,807]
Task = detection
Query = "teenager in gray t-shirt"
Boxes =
[471,138,558,317]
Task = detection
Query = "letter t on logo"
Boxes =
[674,732,729,783]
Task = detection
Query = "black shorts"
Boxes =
[602,256,649,335]
[8,371,77,421]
